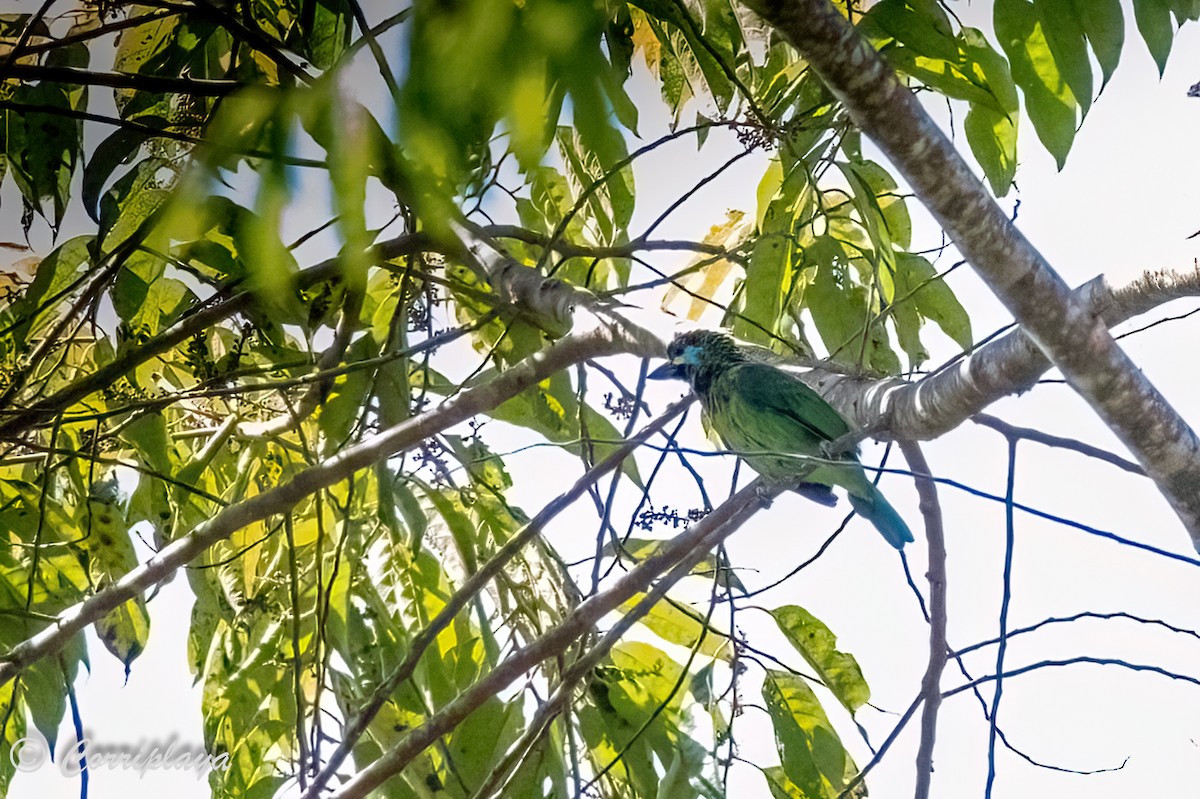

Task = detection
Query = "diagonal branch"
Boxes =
[751,0,1200,547]
[299,396,696,797]
[326,479,775,799]
[0,317,649,687]
[802,265,1200,442]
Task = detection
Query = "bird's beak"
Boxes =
[648,360,687,381]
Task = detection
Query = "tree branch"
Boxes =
[0,317,647,686]
[299,396,696,797]
[899,441,948,799]
[0,63,241,95]
[803,266,1200,441]
[327,479,775,799]
[752,0,1200,548]
[972,413,1145,475]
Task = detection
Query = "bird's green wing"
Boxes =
[723,362,852,443]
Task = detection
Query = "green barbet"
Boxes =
[649,330,913,548]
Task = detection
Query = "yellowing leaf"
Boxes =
[660,210,751,322]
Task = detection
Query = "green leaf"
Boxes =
[200,619,293,799]
[895,253,973,352]
[805,236,898,372]
[119,411,174,474]
[635,3,736,114]
[763,670,858,799]
[9,236,93,349]
[866,2,1006,114]
[847,160,911,250]
[1133,0,1175,75]
[0,680,25,796]
[21,631,87,753]
[81,491,150,675]
[82,125,151,224]
[98,156,174,250]
[393,479,429,551]
[423,488,481,574]
[770,606,870,713]
[555,125,635,246]
[446,695,522,787]
[4,81,83,230]
[317,336,373,451]
[869,0,958,60]
[1033,0,1094,115]
[1174,0,1200,22]
[995,0,1078,168]
[961,29,1019,196]
[619,593,731,660]
[112,251,196,338]
[232,175,303,322]
[169,196,251,283]
[1072,0,1124,88]
[836,162,897,277]
[737,160,809,345]
[295,0,351,70]
[487,371,642,484]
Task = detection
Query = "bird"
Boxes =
[648,330,913,548]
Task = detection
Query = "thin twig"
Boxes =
[299,397,695,797]
[900,441,948,799]
[973,414,1144,476]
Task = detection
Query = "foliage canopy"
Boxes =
[0,1,1195,797]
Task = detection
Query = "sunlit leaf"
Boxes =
[770,605,870,713]
[763,670,859,799]
[995,0,1077,168]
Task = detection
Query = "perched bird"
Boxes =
[649,330,913,548]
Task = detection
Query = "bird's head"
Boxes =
[649,330,745,385]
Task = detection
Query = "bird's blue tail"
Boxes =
[848,482,914,549]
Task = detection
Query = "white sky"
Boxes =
[9,3,1200,798]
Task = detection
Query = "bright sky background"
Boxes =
[8,3,1200,798]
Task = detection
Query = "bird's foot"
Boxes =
[793,482,838,508]
[754,483,777,507]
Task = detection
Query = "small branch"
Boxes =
[0,321,641,686]
[942,656,1200,699]
[953,610,1200,657]
[899,441,948,799]
[838,693,925,799]
[0,63,241,95]
[300,396,695,797]
[972,413,1144,476]
[987,438,1019,798]
[480,223,740,261]
[325,480,775,799]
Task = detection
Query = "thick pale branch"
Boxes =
[808,265,1200,442]
[753,0,1200,546]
